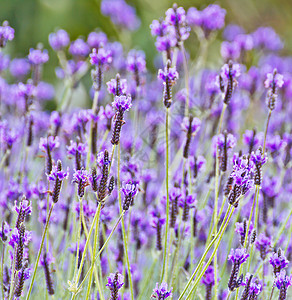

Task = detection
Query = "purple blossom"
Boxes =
[255,233,272,260]
[228,248,249,265]
[89,47,112,66]
[47,164,69,181]
[87,31,107,49]
[69,38,90,57]
[14,198,32,217]
[264,70,284,89]
[252,27,283,51]
[223,24,245,41]
[121,180,138,198]
[150,19,168,37]
[0,21,14,47]
[152,282,172,299]
[72,169,90,185]
[127,49,146,73]
[269,250,289,274]
[49,29,70,51]
[250,148,268,167]
[150,207,166,228]
[155,35,176,52]
[220,62,241,82]
[112,95,132,112]
[202,265,215,286]
[0,222,11,241]
[0,53,10,72]
[187,5,226,34]
[181,116,201,135]
[235,221,254,241]
[101,0,140,31]
[213,132,236,157]
[36,82,55,101]
[67,140,87,156]
[28,48,49,65]
[106,272,124,291]
[106,77,127,96]
[275,270,292,292]
[220,41,240,61]
[158,65,178,82]
[9,58,31,78]
[39,136,60,152]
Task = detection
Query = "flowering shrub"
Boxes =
[0,2,292,300]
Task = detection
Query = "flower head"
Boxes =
[28,48,49,65]
[112,95,132,112]
[255,233,272,260]
[269,250,289,274]
[228,248,249,265]
[47,164,69,181]
[181,117,201,135]
[69,38,90,57]
[152,282,172,299]
[39,136,60,152]
[49,29,70,51]
[106,76,127,96]
[264,69,284,89]
[275,270,292,290]
[0,21,14,47]
[89,47,112,66]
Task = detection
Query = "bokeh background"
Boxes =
[1,0,292,82]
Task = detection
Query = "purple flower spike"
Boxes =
[87,31,107,49]
[0,21,14,47]
[152,282,173,299]
[9,58,31,78]
[112,95,132,112]
[202,265,215,286]
[255,233,272,260]
[275,270,292,299]
[265,70,284,89]
[89,47,112,66]
[39,136,60,152]
[127,49,146,73]
[158,65,179,82]
[69,38,90,57]
[107,77,127,96]
[28,48,49,65]
[150,19,168,37]
[49,29,70,51]
[181,116,201,135]
[47,164,69,181]
[228,248,249,265]
[220,62,241,81]
[106,272,124,299]
[269,249,289,275]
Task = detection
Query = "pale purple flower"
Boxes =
[181,116,201,135]
[152,282,172,299]
[39,136,60,152]
[28,48,49,65]
[228,248,249,265]
[69,39,90,57]
[87,31,107,49]
[112,95,132,112]
[9,58,31,78]
[264,70,284,89]
[0,21,14,47]
[49,29,70,51]
[89,47,112,66]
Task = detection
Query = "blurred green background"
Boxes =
[1,0,292,82]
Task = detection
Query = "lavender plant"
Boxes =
[0,2,292,300]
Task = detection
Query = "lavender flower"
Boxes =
[9,58,31,79]
[275,270,292,300]
[48,29,70,51]
[127,49,146,87]
[269,249,289,275]
[150,19,168,37]
[250,147,268,186]
[150,206,165,251]
[107,74,127,96]
[106,272,124,300]
[112,95,132,112]
[235,219,254,246]
[101,0,140,30]
[72,168,90,198]
[0,21,14,47]
[121,180,138,210]
[28,48,49,65]
[255,233,272,260]
[228,248,249,291]
[218,61,241,105]
[187,5,226,38]
[265,69,284,111]
[152,282,172,299]
[87,31,107,49]
[158,60,179,108]
[69,38,90,57]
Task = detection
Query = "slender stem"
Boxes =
[75,212,125,294]
[178,205,232,300]
[185,207,235,299]
[117,144,134,300]
[1,244,4,300]
[269,284,275,300]
[274,207,292,248]
[244,189,257,248]
[161,108,170,283]
[85,202,102,300]
[262,110,272,154]
[213,103,227,299]
[180,42,189,117]
[26,203,55,300]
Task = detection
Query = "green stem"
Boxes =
[180,42,189,117]
[185,207,235,299]
[85,202,102,300]
[178,205,232,300]
[117,143,134,300]
[26,203,55,300]
[161,108,170,283]
[262,110,272,154]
